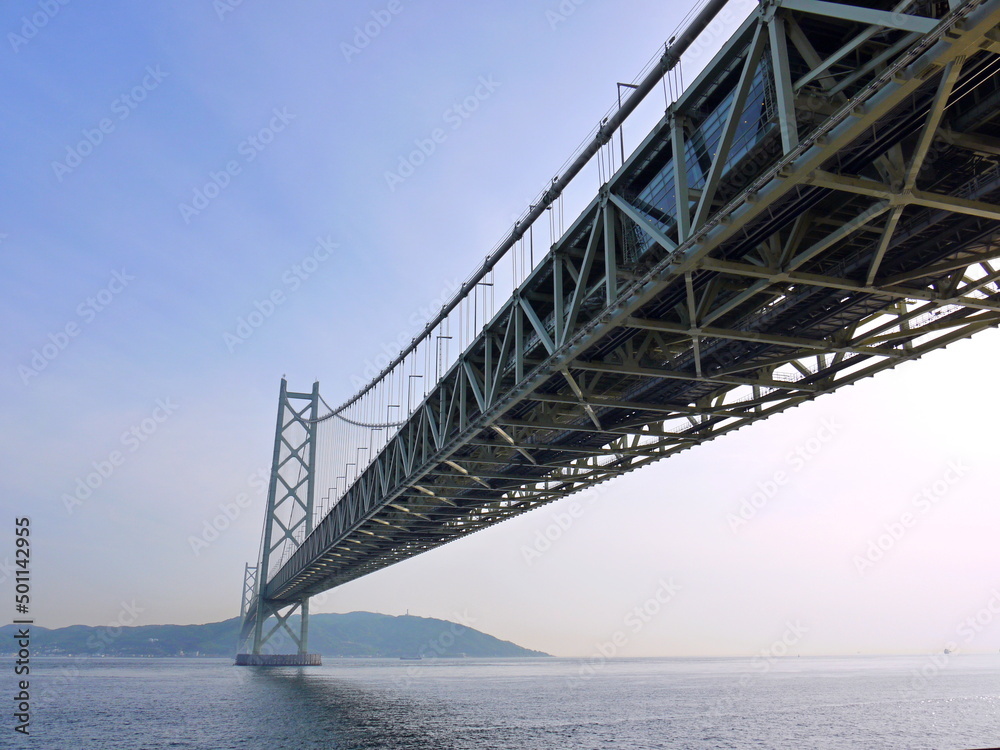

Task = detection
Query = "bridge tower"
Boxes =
[235,378,322,666]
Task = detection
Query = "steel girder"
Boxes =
[265,0,1000,604]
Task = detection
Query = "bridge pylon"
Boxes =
[235,378,322,666]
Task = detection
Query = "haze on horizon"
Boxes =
[2,0,999,660]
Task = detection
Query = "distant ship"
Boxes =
[399,655,422,661]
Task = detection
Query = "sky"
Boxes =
[2,0,1000,661]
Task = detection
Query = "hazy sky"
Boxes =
[3,0,999,660]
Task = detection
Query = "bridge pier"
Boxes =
[299,597,310,655]
[236,595,320,666]
[235,653,321,666]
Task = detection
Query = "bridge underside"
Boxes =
[255,0,1000,610]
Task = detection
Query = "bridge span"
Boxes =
[237,0,1000,659]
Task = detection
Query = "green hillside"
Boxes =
[0,612,548,658]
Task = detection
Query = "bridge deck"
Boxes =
[253,0,1000,613]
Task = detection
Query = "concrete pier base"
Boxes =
[234,653,322,666]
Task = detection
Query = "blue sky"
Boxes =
[3,0,1000,659]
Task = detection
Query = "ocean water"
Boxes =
[9,655,1000,749]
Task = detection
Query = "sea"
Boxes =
[7,655,1000,749]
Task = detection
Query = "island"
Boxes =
[0,612,549,659]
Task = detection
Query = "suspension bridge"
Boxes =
[235,0,1000,664]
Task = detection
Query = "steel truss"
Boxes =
[260,0,1000,605]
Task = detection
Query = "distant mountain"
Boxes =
[0,612,549,658]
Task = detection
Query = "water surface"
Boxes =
[11,655,1000,749]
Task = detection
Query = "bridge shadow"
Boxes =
[234,665,465,749]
